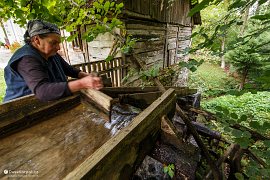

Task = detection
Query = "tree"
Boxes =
[0,18,10,46]
[226,36,265,90]
[0,0,129,58]
[191,1,239,69]
[190,0,270,88]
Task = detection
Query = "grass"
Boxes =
[188,62,238,98]
[0,68,6,102]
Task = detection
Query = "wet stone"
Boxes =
[133,156,170,180]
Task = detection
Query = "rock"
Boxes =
[133,155,170,180]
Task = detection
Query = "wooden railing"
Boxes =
[72,58,128,87]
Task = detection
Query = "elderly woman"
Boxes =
[3,19,103,102]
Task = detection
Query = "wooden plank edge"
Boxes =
[80,89,115,121]
[119,89,197,109]
[101,86,196,98]
[80,89,113,112]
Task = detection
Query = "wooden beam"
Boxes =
[205,144,240,179]
[80,89,114,118]
[101,86,196,98]
[118,90,196,110]
[64,88,176,180]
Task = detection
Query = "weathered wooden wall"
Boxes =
[125,19,166,68]
[61,0,197,87]
[123,0,193,26]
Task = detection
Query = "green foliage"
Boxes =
[189,0,270,178]
[188,0,223,17]
[191,1,239,57]
[163,164,175,178]
[9,41,22,53]
[225,22,270,87]
[188,62,238,98]
[0,0,138,62]
[140,65,160,80]
[0,69,6,102]
[202,92,270,178]
[202,92,270,123]
[120,35,138,54]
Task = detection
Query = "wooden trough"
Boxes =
[0,87,196,179]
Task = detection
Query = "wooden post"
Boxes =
[205,144,240,179]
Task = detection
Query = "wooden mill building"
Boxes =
[60,0,201,87]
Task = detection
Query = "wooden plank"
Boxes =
[122,9,152,20]
[101,86,196,98]
[112,60,118,87]
[132,0,139,12]
[137,50,164,65]
[126,29,165,36]
[164,23,169,68]
[0,95,81,138]
[167,49,175,65]
[123,0,132,11]
[64,88,176,180]
[109,61,115,87]
[126,21,166,31]
[80,89,114,117]
[168,41,177,50]
[133,41,164,54]
[140,0,150,15]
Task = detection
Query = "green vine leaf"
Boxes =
[163,164,175,178]
[249,121,260,129]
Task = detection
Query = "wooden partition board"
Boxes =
[80,89,114,119]
[101,86,197,98]
[64,88,176,180]
[118,89,196,110]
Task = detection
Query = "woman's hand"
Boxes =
[68,73,103,93]
[80,74,103,90]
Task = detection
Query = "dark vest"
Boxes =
[3,44,67,102]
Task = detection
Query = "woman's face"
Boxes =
[33,33,61,59]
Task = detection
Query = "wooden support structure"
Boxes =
[205,144,240,179]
